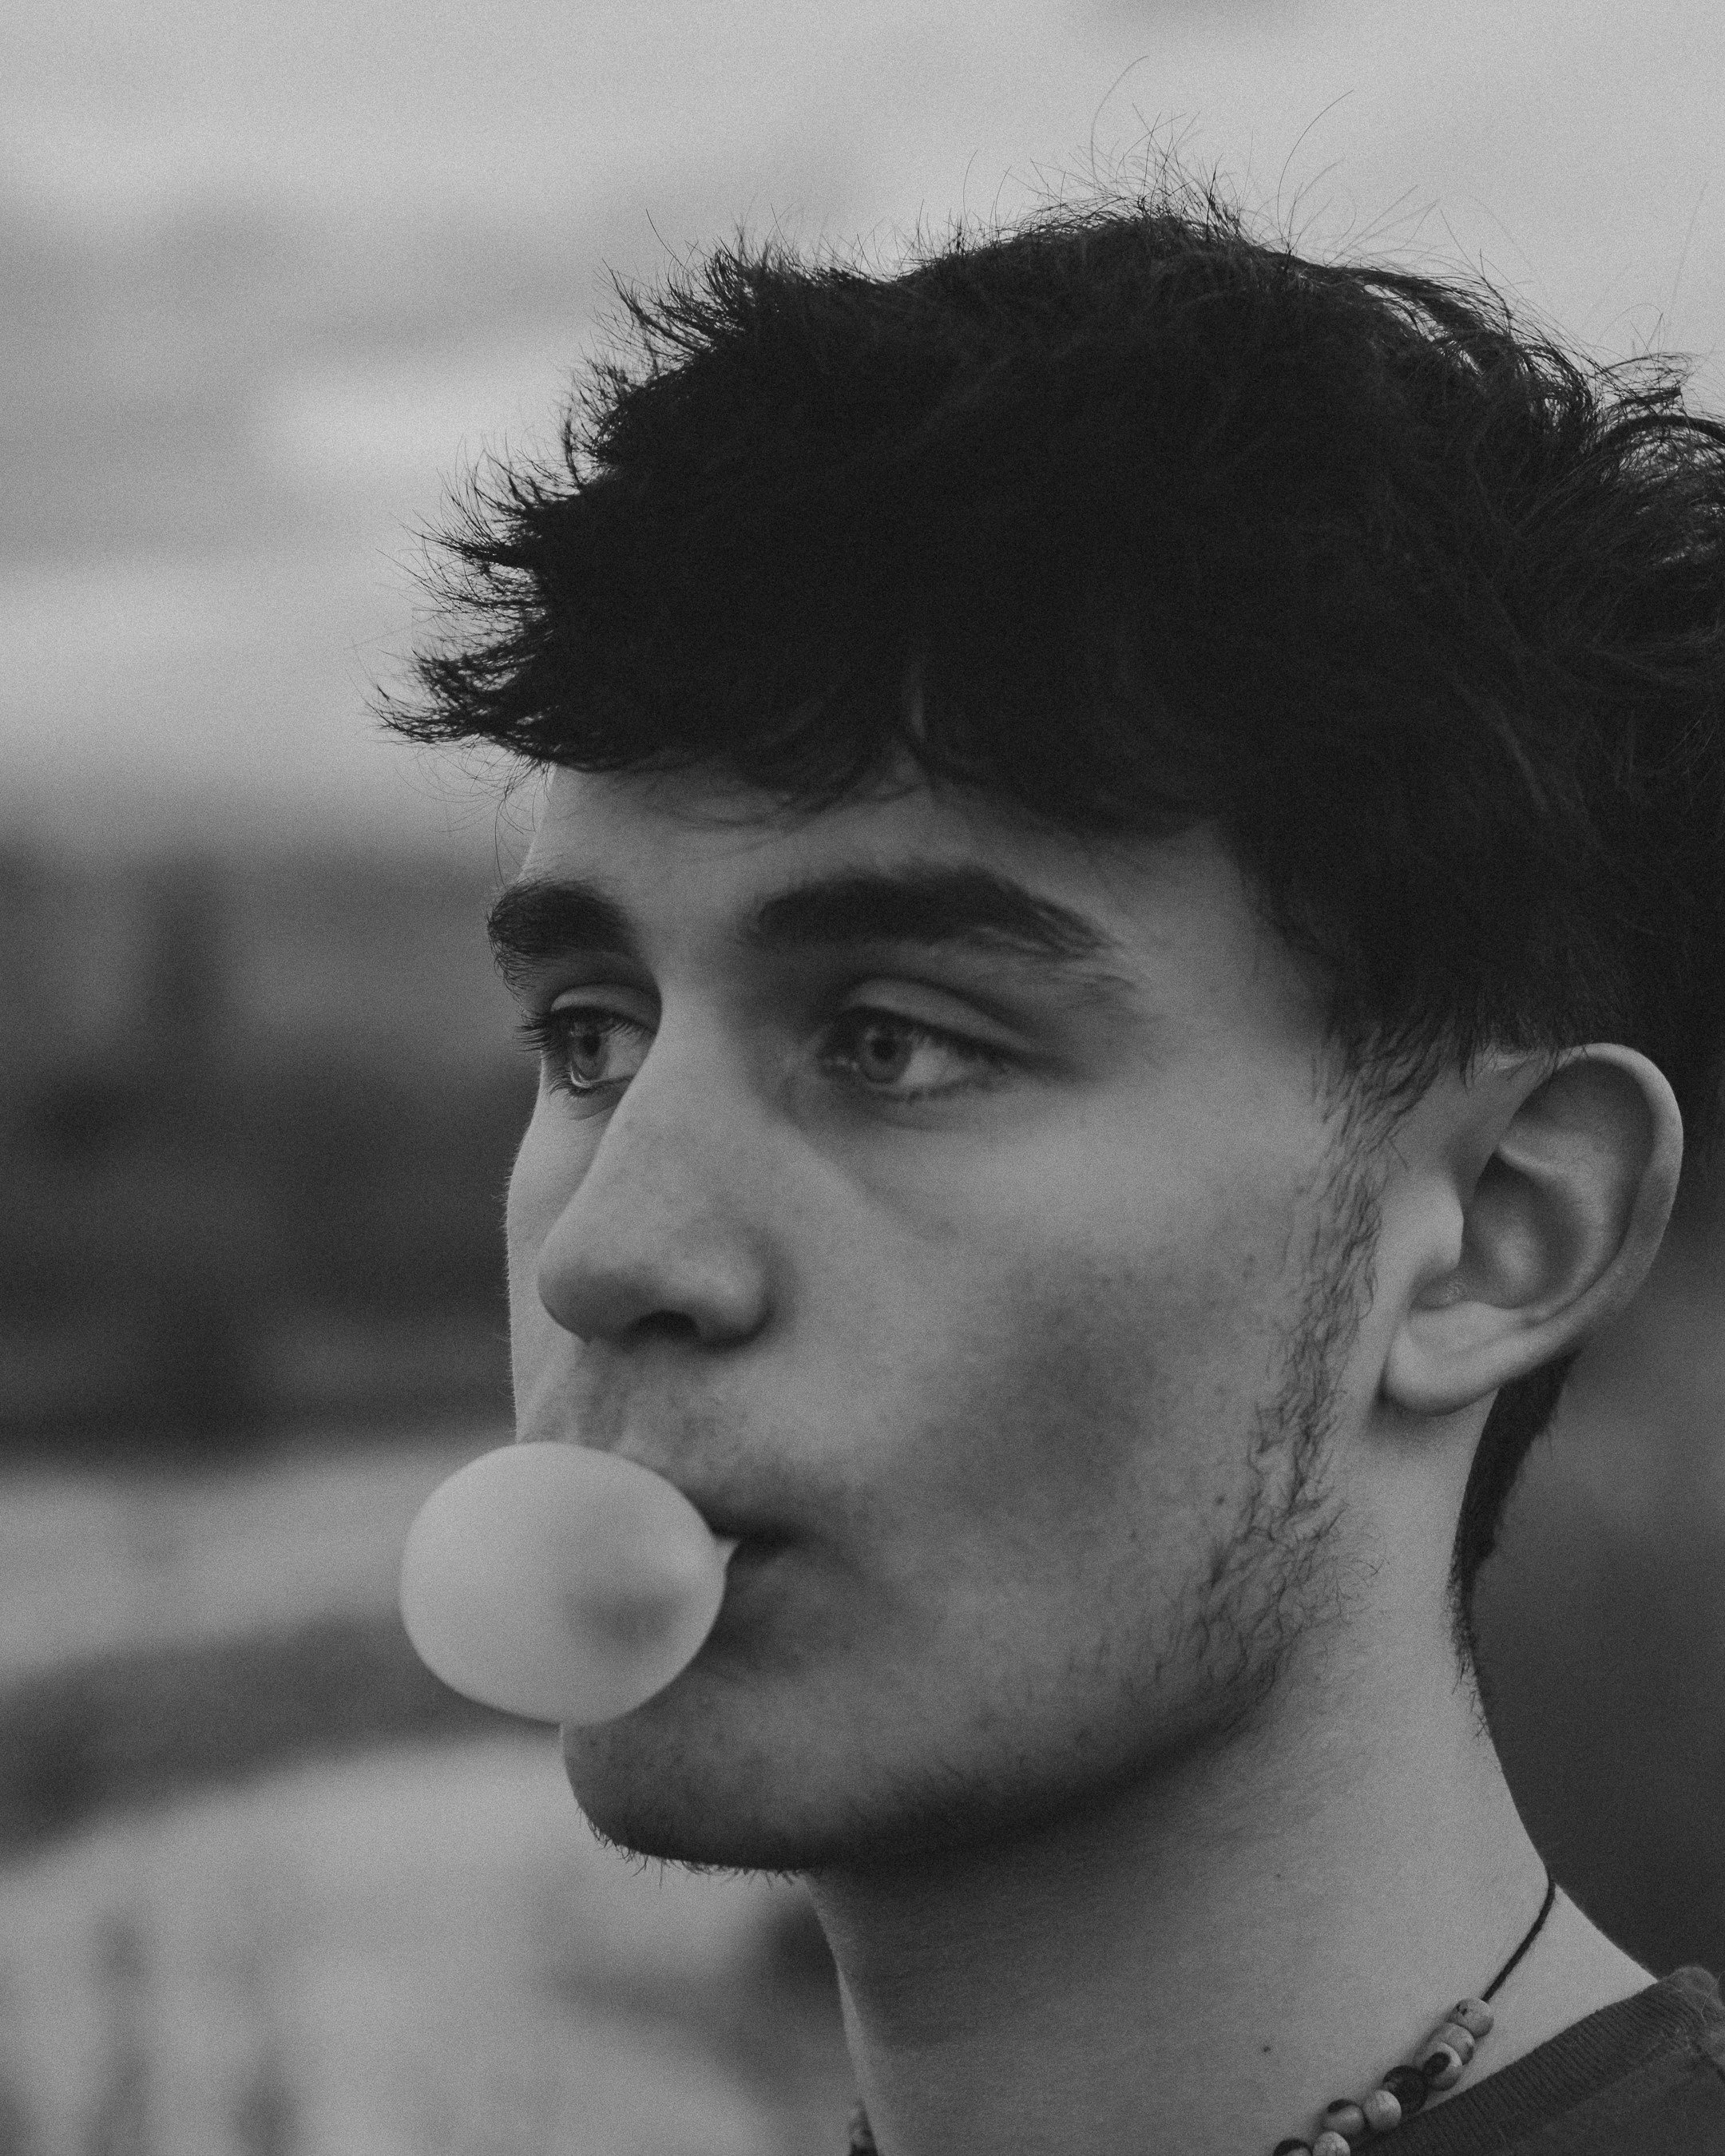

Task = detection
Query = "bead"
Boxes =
[1449,1996,1494,2039]
[1312,2134,1351,2156]
[1431,2018,1474,2070]
[1419,2043,1466,2091]
[1423,2009,1474,2078]
[1273,2142,1313,2154]
[1382,2065,1429,2117]
[1362,2088,1404,2133]
[1322,2101,1368,2140]
[1423,2018,1474,2070]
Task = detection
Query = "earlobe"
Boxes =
[1382,1046,1683,1418]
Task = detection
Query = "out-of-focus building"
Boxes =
[0,843,529,1449]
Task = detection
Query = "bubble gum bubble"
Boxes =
[399,1442,735,1725]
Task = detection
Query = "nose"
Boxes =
[525,1037,774,1350]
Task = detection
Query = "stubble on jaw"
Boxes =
[1178,1127,1383,1741]
[834,1126,1386,1867]
[565,1122,1386,1878]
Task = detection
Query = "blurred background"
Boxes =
[2,1,1724,2150]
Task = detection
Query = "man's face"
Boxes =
[501,763,1374,1870]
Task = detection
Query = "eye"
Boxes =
[518,1001,1014,1107]
[518,1004,650,1099]
[819,1007,1013,1102]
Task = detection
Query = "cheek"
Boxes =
[869,1160,1307,1606]
[504,1105,569,1363]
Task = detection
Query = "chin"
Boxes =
[558,1679,1172,1877]
[561,1712,827,1872]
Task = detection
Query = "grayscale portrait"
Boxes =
[2,9,1722,2155]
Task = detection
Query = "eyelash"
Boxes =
[516,1002,1016,1108]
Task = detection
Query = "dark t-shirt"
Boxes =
[1387,1965,1725,2152]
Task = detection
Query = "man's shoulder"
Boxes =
[1590,1965,1725,2153]
[1395,1965,1725,2154]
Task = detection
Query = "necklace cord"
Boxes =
[1481,1869,1557,2003]
[842,1866,1562,2156]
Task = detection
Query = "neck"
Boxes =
[804,1619,1650,2156]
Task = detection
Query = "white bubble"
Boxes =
[399,1443,732,1725]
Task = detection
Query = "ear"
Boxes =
[1382,1046,1683,1417]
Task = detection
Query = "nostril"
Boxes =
[632,1310,701,1342]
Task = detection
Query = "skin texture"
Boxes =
[503,760,1681,2156]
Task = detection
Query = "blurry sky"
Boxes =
[4,0,1723,861]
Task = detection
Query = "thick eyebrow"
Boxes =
[486,861,1140,1005]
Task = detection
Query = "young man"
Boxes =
[388,179,1725,2153]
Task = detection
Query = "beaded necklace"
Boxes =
[843,1869,1556,2156]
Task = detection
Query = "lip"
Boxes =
[664,1496,800,1565]
[609,1466,799,1550]
[514,1433,793,1549]
[722,1528,792,1556]
[702,1535,791,1647]
[708,1527,793,1567]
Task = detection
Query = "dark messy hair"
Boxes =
[386,172,1725,1654]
